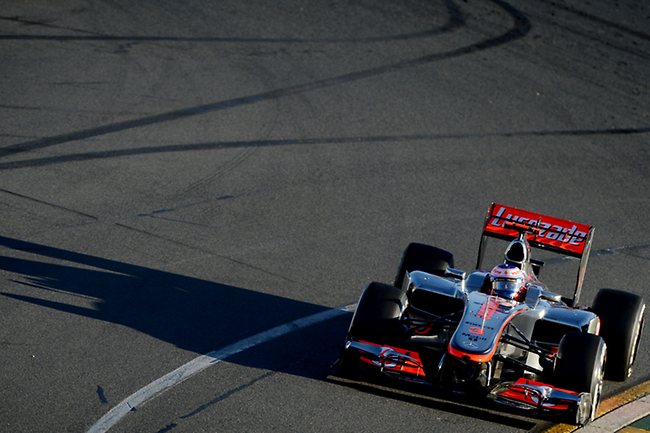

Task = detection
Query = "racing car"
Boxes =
[339,203,645,425]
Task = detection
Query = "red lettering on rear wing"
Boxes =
[483,203,593,258]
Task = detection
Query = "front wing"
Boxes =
[342,339,591,422]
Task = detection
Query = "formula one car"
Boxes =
[340,203,645,425]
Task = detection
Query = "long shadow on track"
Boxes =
[0,235,537,431]
[0,235,326,354]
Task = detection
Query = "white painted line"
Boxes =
[87,304,355,433]
[576,395,650,432]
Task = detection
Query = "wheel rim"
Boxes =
[627,306,645,378]
[591,346,606,421]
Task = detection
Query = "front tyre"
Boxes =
[394,242,454,289]
[592,288,645,381]
[347,282,404,343]
[554,331,606,425]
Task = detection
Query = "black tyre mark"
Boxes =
[0,188,97,220]
[179,371,274,420]
[538,0,650,42]
[0,0,529,159]
[178,144,257,196]
[0,0,464,43]
[97,385,108,404]
[0,126,647,171]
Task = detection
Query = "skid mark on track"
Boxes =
[155,423,177,433]
[179,147,257,196]
[141,214,215,229]
[592,243,650,262]
[1,126,648,171]
[179,371,275,420]
[537,0,650,42]
[535,242,650,265]
[97,386,108,404]
[0,0,529,159]
[149,371,281,432]
[0,14,104,36]
[0,187,98,220]
[0,0,463,44]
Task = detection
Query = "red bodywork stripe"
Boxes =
[357,340,427,377]
[447,307,527,363]
[498,378,578,411]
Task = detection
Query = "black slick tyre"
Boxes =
[554,331,606,425]
[592,288,645,381]
[393,242,454,289]
[347,282,404,343]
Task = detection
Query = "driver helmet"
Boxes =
[489,263,525,301]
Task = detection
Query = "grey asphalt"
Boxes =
[0,0,648,432]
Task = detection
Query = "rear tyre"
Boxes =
[554,331,606,425]
[592,288,645,381]
[393,242,454,289]
[347,282,404,343]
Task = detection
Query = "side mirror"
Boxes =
[540,290,562,303]
[525,285,542,308]
[445,267,466,281]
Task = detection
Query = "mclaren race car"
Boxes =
[340,203,645,425]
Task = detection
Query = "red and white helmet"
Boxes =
[489,263,525,301]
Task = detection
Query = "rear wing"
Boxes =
[477,203,594,306]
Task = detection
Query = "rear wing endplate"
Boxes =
[477,203,594,306]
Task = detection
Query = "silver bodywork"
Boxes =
[344,268,600,422]
[405,270,599,355]
[340,205,620,425]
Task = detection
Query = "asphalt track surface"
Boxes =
[0,1,648,432]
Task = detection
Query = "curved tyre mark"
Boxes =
[0,0,465,43]
[0,0,529,159]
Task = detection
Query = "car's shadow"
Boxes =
[327,375,540,430]
[0,235,537,430]
[0,235,329,355]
